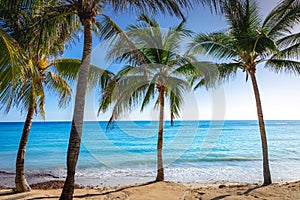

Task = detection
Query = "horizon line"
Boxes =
[1,119,300,123]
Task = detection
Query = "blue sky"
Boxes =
[1,0,300,122]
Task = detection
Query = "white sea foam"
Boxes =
[40,160,300,187]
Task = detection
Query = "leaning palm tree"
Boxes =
[0,56,111,193]
[0,0,78,192]
[3,59,75,193]
[99,15,217,181]
[189,0,300,185]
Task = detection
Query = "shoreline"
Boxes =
[0,180,299,199]
[2,168,300,189]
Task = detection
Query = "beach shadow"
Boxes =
[27,196,59,199]
[75,181,156,198]
[0,190,15,196]
[209,185,263,200]
[243,185,262,195]
[210,194,231,200]
[25,181,156,199]
[0,190,42,200]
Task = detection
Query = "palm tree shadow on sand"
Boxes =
[0,181,157,200]
[0,182,266,200]
[209,185,263,200]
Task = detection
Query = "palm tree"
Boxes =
[0,55,111,193]
[189,0,300,185]
[0,1,78,192]
[6,58,76,193]
[99,15,217,182]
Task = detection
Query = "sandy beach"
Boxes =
[1,0,300,199]
[0,180,299,200]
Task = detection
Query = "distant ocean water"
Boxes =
[0,120,300,186]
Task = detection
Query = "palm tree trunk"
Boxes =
[156,86,165,181]
[15,104,34,192]
[60,18,93,200]
[250,72,272,186]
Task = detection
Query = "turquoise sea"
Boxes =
[0,120,300,186]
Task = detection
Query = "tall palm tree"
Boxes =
[189,0,300,185]
[99,15,217,182]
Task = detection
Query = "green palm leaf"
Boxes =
[190,31,239,60]
[263,0,300,38]
[52,58,114,91]
[266,59,300,74]
[0,28,26,84]
[45,71,72,108]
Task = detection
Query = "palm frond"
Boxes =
[52,58,114,91]
[100,14,151,65]
[0,30,29,114]
[165,76,191,125]
[45,71,72,108]
[108,0,193,19]
[175,61,219,88]
[140,83,155,112]
[221,0,262,52]
[277,42,300,60]
[275,32,300,59]
[277,32,300,48]
[138,14,160,27]
[97,13,125,41]
[52,58,81,80]
[254,32,278,55]
[169,89,183,125]
[108,0,226,17]
[263,0,300,38]
[13,61,44,117]
[104,75,151,127]
[23,2,79,57]
[218,62,241,81]
[98,65,145,114]
[265,59,300,75]
[223,0,261,32]
[189,31,239,60]
[0,28,26,83]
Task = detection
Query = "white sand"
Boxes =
[0,180,299,200]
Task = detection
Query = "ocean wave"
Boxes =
[5,163,297,187]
